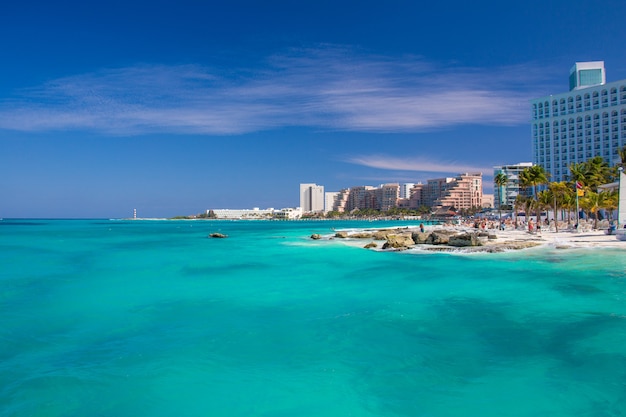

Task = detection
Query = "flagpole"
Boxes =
[575,181,582,233]
[575,187,580,233]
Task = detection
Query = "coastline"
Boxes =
[321,224,626,253]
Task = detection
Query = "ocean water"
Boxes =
[1,219,626,417]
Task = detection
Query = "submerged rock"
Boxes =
[310,234,322,240]
[209,233,228,238]
[364,242,378,249]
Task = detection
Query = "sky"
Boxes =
[2,0,626,218]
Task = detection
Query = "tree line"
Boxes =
[494,146,626,231]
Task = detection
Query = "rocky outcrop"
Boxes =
[448,233,483,247]
[351,232,373,239]
[373,231,391,240]
[426,230,457,245]
[382,233,415,250]
[411,232,430,244]
[319,227,538,252]
[209,233,227,238]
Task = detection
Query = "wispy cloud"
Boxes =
[0,46,546,135]
[346,154,492,175]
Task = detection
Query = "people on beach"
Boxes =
[419,223,425,233]
[528,219,534,233]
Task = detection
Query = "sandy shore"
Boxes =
[327,224,626,252]
[480,228,625,250]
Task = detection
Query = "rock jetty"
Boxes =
[317,227,542,252]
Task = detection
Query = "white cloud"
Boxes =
[346,154,492,175]
[0,47,545,135]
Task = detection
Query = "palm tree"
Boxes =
[584,156,612,191]
[561,189,577,226]
[494,172,508,220]
[537,190,553,231]
[547,181,570,232]
[569,157,612,191]
[601,190,618,222]
[520,165,550,224]
[580,190,602,229]
[568,162,587,186]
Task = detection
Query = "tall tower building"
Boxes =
[531,62,626,182]
[299,183,325,213]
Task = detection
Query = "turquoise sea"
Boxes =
[1,219,626,417]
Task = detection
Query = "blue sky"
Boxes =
[2,0,626,218]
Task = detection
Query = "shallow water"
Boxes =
[1,219,626,416]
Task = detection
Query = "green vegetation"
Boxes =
[494,172,508,220]
[517,150,625,230]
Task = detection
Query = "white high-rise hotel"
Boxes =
[531,61,626,182]
[299,183,325,213]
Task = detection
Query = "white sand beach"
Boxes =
[327,223,626,252]
[481,228,626,250]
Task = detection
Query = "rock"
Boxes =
[411,232,430,244]
[209,232,227,238]
[427,230,456,245]
[382,233,415,250]
[335,231,349,238]
[310,234,322,240]
[350,232,373,239]
[364,242,378,249]
[373,231,391,240]
[448,233,483,247]
[488,234,497,240]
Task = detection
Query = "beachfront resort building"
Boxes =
[207,207,303,220]
[324,192,339,214]
[324,184,401,212]
[300,183,325,213]
[531,61,626,182]
[408,173,483,210]
[493,162,533,210]
[399,183,415,199]
[208,207,275,219]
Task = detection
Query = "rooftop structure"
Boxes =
[569,61,606,91]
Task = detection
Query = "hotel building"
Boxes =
[324,192,339,213]
[299,183,325,213]
[409,173,483,210]
[493,162,533,210]
[531,61,626,182]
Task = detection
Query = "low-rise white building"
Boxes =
[208,207,275,219]
[273,207,303,220]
